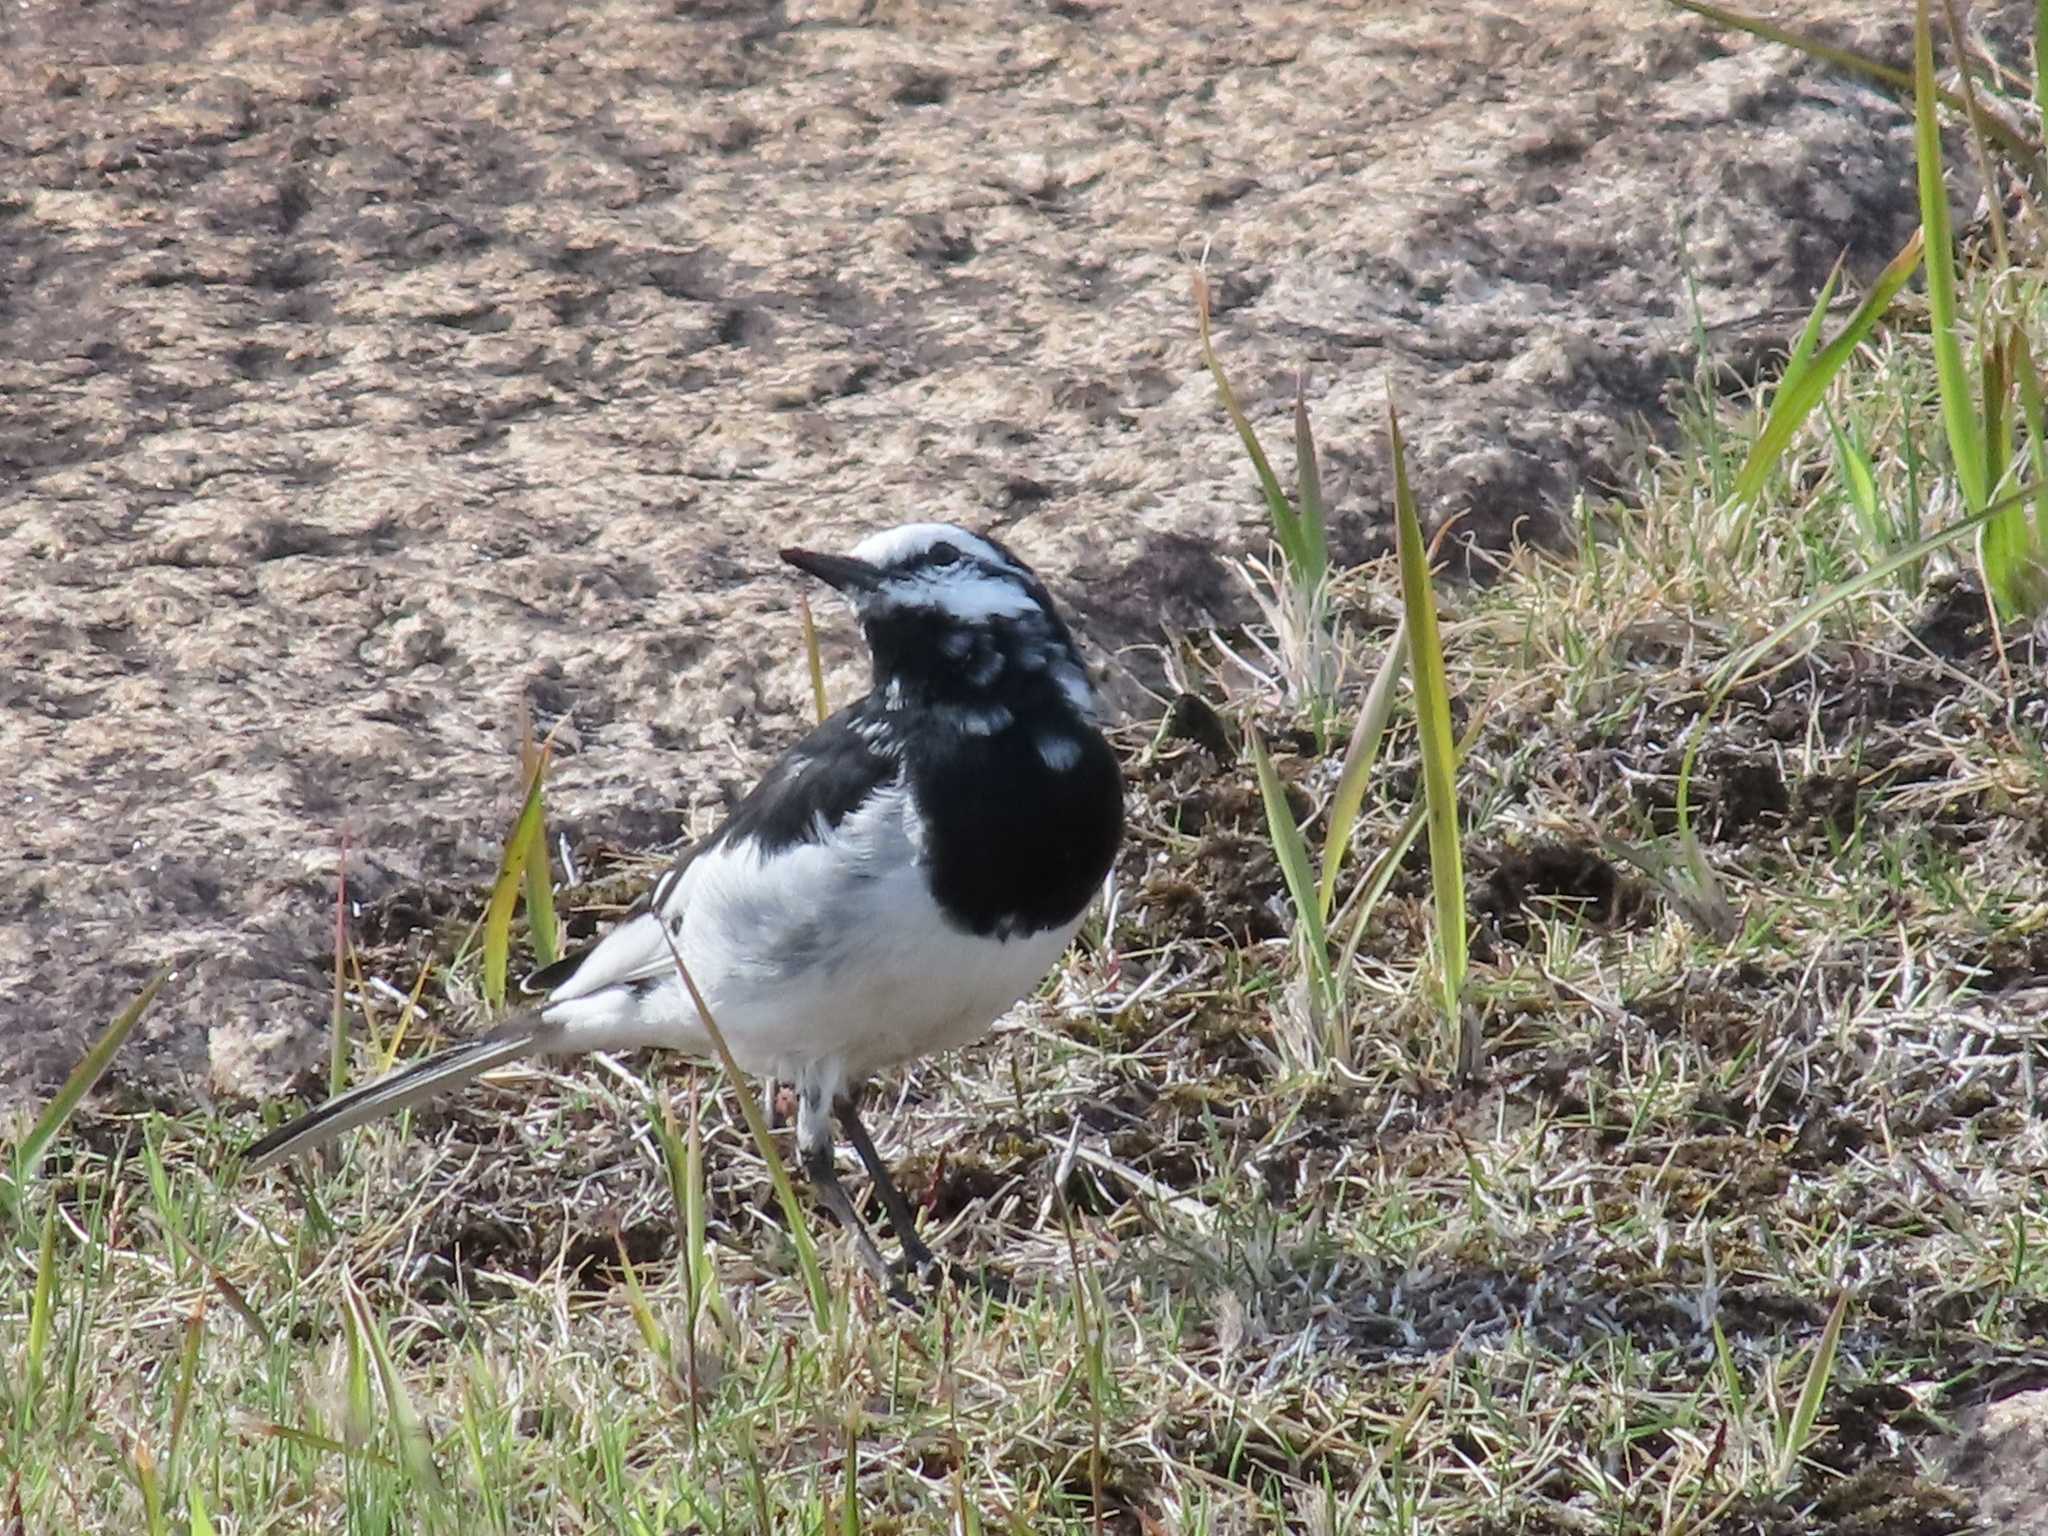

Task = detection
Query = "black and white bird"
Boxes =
[245,522,1124,1290]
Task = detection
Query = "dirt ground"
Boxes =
[0,0,1969,1107]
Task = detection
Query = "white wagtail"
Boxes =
[245,522,1125,1290]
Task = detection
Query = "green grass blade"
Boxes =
[481,750,551,1009]
[1336,796,1429,981]
[1824,404,1885,551]
[20,1201,58,1432]
[1711,1318,1748,1419]
[1194,272,1311,577]
[2012,328,2048,600]
[522,822,560,970]
[1317,620,1408,921]
[1251,731,1334,1011]
[657,926,832,1325]
[165,1294,206,1478]
[1776,1289,1850,1481]
[515,723,560,969]
[7,971,163,1198]
[652,1098,696,1301]
[614,1231,671,1374]
[1388,394,1467,1049]
[1983,325,2043,613]
[345,1274,442,1496]
[520,733,561,974]
[135,1436,165,1536]
[1917,0,1989,514]
[1984,327,2013,495]
[1777,255,1843,399]
[841,1421,861,1536]
[1292,380,1330,583]
[1730,229,1925,505]
[329,835,351,1100]
[1334,703,1485,982]
[338,1287,372,1452]
[253,1418,397,1468]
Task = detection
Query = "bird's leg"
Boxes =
[796,1081,905,1300]
[836,1093,936,1274]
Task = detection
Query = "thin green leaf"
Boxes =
[2012,328,2048,592]
[1984,326,2046,613]
[657,927,832,1325]
[481,749,551,1009]
[134,1435,165,1536]
[1917,0,1989,513]
[1673,821,1740,943]
[1317,621,1408,921]
[1985,328,2013,494]
[1823,404,1884,551]
[8,971,163,1197]
[1251,731,1334,1010]
[515,720,560,969]
[1777,1289,1851,1481]
[842,1421,861,1536]
[329,832,350,1100]
[1338,798,1428,983]
[165,1294,206,1476]
[1731,229,1925,505]
[345,1273,442,1495]
[187,1485,216,1536]
[338,1276,373,1451]
[1712,1318,1748,1419]
[20,1202,58,1430]
[666,1087,715,1447]
[250,1417,397,1468]
[1388,393,1467,1042]
[522,813,560,971]
[1600,834,1739,940]
[158,1222,273,1349]
[1195,271,1311,577]
[1292,379,1330,583]
[615,1231,671,1373]
[1777,255,1844,399]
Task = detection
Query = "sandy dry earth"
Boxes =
[0,0,1965,1106]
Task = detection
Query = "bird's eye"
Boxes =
[926,542,961,567]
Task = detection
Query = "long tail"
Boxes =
[243,1017,548,1173]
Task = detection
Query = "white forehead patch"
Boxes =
[846,521,1048,621]
[850,522,1009,569]
[888,565,1044,622]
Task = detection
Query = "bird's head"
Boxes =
[782,523,1096,723]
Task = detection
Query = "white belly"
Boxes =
[538,782,1084,1085]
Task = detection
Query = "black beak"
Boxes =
[781,547,883,592]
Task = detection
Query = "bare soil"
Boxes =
[0,2,1981,1116]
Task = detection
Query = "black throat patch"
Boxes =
[909,710,1123,938]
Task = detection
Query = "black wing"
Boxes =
[521,696,901,997]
